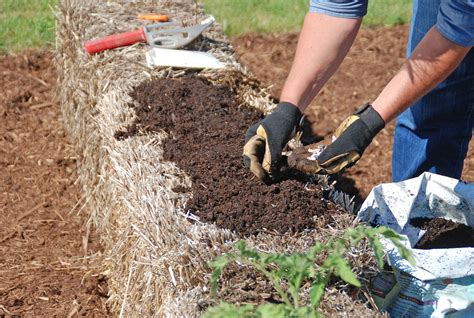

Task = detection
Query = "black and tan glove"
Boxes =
[243,102,302,180]
[289,103,385,174]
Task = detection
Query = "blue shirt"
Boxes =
[309,0,474,46]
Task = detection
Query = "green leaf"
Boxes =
[203,303,255,318]
[235,240,260,259]
[392,241,416,266]
[209,255,231,271]
[371,237,385,269]
[210,270,221,298]
[259,253,279,266]
[255,304,288,318]
[378,227,416,266]
[309,278,326,308]
[308,242,325,259]
[209,256,231,297]
[345,225,368,243]
[378,227,403,240]
[291,307,320,318]
[333,256,361,287]
[234,240,246,250]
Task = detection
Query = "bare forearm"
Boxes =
[280,13,362,111]
[372,27,470,123]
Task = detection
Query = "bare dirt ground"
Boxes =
[0,51,109,317]
[231,25,473,197]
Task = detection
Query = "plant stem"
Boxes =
[240,258,292,307]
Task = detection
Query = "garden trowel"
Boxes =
[84,16,215,54]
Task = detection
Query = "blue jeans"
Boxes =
[392,0,474,182]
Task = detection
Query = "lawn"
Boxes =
[0,0,57,52]
[201,0,411,36]
[0,0,411,52]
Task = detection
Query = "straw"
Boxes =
[55,0,379,316]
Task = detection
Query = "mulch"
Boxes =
[0,51,109,317]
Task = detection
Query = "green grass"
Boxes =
[366,0,412,26]
[0,0,57,52]
[202,0,411,36]
[0,0,411,52]
[202,0,309,35]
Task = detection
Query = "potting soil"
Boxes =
[411,217,474,249]
[116,76,344,237]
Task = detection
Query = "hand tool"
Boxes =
[138,14,169,22]
[84,16,215,54]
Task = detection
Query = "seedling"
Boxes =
[205,225,414,317]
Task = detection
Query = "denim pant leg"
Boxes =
[392,0,474,182]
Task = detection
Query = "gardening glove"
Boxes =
[243,102,302,180]
[291,103,385,175]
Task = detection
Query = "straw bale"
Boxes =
[55,0,379,316]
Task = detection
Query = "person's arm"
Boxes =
[372,27,470,123]
[289,0,474,176]
[243,1,368,181]
[280,12,362,111]
[243,11,364,181]
[293,28,472,175]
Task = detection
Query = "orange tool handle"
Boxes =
[138,14,169,22]
[84,28,147,54]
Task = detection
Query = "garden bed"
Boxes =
[116,75,345,237]
[56,0,379,316]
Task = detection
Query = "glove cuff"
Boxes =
[274,102,302,124]
[357,103,385,136]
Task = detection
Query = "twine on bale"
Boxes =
[55,0,379,316]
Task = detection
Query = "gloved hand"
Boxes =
[290,103,385,174]
[243,102,302,180]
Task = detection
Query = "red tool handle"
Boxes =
[84,28,147,54]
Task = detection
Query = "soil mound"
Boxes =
[116,76,344,236]
[411,217,474,249]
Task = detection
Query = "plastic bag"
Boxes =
[358,172,474,317]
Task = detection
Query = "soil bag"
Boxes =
[357,172,474,317]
